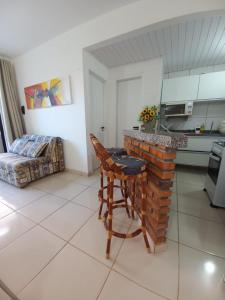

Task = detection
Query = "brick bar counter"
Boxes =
[123,130,187,250]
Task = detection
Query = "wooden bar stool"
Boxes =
[98,147,128,220]
[90,133,150,259]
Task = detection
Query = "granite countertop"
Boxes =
[170,130,225,137]
[123,130,187,149]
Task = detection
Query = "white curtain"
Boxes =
[0,59,25,149]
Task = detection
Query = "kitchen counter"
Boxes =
[123,130,186,249]
[123,129,187,148]
[170,130,225,138]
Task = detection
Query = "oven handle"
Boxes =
[209,153,221,162]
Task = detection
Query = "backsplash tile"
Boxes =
[161,101,225,131]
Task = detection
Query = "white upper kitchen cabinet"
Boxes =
[198,71,225,100]
[161,75,199,103]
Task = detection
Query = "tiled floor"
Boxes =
[0,168,225,300]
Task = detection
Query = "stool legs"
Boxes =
[123,180,130,218]
[131,180,135,219]
[141,175,150,252]
[98,171,104,219]
[106,176,114,259]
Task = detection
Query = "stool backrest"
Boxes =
[89,133,123,174]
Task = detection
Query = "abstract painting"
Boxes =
[24,77,71,109]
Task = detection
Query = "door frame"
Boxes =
[115,75,142,147]
[88,70,106,172]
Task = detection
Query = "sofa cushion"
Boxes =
[0,152,47,172]
[9,138,28,154]
[19,141,34,156]
[19,141,48,158]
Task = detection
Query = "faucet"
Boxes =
[210,121,214,134]
[160,124,171,134]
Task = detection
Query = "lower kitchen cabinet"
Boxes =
[175,136,218,167]
[175,150,209,167]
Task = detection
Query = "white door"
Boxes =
[117,77,142,147]
[90,71,105,170]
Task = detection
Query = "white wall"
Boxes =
[14,0,225,173]
[104,58,163,147]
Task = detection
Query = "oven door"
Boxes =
[208,153,221,185]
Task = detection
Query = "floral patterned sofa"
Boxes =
[0,135,65,187]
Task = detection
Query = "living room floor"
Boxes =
[0,168,225,300]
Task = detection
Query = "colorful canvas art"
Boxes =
[24,77,71,109]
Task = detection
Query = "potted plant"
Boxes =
[138,105,160,133]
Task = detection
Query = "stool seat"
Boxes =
[113,155,147,175]
[107,148,127,157]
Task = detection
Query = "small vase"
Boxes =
[143,120,156,132]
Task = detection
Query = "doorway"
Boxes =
[89,71,105,170]
[116,76,142,147]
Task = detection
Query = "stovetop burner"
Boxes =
[215,140,225,147]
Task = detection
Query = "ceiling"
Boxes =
[88,13,225,73]
[0,0,139,58]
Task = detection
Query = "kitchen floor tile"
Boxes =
[177,181,205,196]
[178,193,222,223]
[19,244,109,300]
[41,202,93,240]
[170,193,177,211]
[19,194,68,223]
[179,213,225,258]
[72,186,99,211]
[0,226,65,294]
[113,237,178,300]
[0,186,46,210]
[0,202,13,220]
[179,244,225,300]
[217,208,225,225]
[70,213,130,267]
[177,170,205,186]
[0,288,11,300]
[98,270,165,300]
[167,211,178,242]
[0,213,35,250]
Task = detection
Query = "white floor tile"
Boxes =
[0,288,11,300]
[19,194,68,223]
[0,226,65,294]
[32,175,87,200]
[177,170,205,186]
[98,270,165,300]
[217,208,225,225]
[0,202,13,220]
[177,181,204,196]
[19,245,109,300]
[179,245,225,300]
[0,186,46,210]
[179,213,225,258]
[170,193,177,211]
[41,202,93,240]
[113,237,178,300]
[167,211,178,242]
[73,174,99,187]
[51,182,88,200]
[0,213,35,250]
[70,213,130,267]
[72,186,99,211]
[178,193,221,223]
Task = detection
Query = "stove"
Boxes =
[205,139,225,208]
